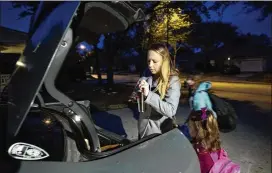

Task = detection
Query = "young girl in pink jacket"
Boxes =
[188,108,221,173]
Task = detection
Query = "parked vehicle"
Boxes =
[221,65,241,75]
[0,2,200,173]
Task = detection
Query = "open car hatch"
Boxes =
[3,1,144,140]
[5,2,80,138]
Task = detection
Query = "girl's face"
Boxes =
[147,50,163,75]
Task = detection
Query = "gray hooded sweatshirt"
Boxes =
[136,75,181,138]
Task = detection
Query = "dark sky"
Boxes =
[0,1,271,37]
[203,2,271,37]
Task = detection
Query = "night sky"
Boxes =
[0,1,271,37]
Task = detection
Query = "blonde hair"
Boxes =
[188,110,221,152]
[148,43,179,99]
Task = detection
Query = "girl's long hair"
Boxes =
[188,110,221,152]
[148,43,179,99]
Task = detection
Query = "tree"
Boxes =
[183,21,239,70]
[174,1,210,23]
[186,22,238,53]
[102,25,145,86]
[143,1,192,66]
[11,2,39,19]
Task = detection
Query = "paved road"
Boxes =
[211,82,271,96]
[213,90,271,111]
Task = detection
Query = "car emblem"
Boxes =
[8,142,49,160]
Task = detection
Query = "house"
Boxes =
[228,56,270,72]
[211,43,272,73]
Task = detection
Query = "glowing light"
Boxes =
[43,118,52,125]
[79,44,86,50]
[74,115,81,122]
[228,57,231,61]
[16,61,26,67]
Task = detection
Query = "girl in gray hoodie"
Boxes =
[133,43,181,139]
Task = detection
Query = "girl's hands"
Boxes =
[138,80,150,97]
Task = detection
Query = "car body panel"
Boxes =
[15,129,200,173]
[14,108,67,161]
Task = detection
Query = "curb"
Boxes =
[179,77,271,85]
[208,80,271,85]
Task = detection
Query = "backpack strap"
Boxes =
[209,152,219,163]
[219,149,228,159]
[209,149,226,163]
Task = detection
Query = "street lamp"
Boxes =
[79,44,86,50]
[227,57,231,61]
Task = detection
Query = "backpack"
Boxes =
[207,92,238,133]
[209,149,240,173]
[178,124,192,141]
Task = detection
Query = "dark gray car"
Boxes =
[0,2,200,173]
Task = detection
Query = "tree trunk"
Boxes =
[106,62,114,88]
[173,45,177,68]
[106,52,114,88]
[94,45,102,85]
[139,50,146,77]
[166,4,169,45]
[104,35,114,88]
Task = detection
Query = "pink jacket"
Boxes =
[193,143,220,173]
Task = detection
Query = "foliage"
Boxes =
[143,1,192,64]
[11,2,39,19]
[173,1,210,23]
[186,22,238,52]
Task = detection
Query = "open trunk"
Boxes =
[0,2,200,173]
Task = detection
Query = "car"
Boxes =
[221,65,241,75]
[0,2,200,173]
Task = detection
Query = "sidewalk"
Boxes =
[180,73,272,85]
